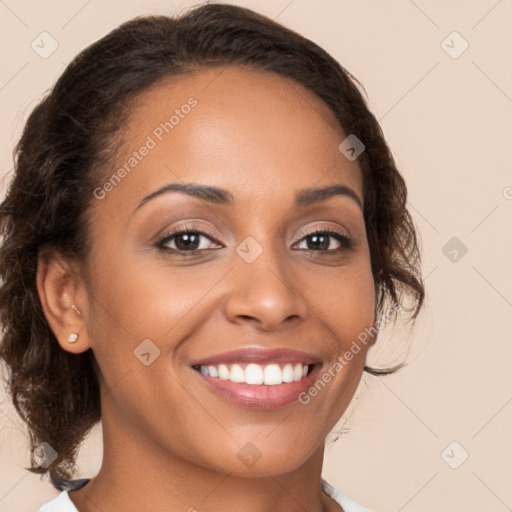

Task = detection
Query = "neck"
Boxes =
[69,411,336,512]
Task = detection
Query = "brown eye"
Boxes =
[156,227,222,254]
[295,230,353,252]
[169,232,202,251]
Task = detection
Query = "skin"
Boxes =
[37,66,377,512]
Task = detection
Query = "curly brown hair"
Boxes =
[0,3,424,489]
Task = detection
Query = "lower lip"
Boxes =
[193,364,322,409]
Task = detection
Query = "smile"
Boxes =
[190,348,323,409]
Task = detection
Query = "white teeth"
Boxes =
[245,364,263,385]
[282,363,294,382]
[230,364,245,383]
[198,362,311,385]
[293,363,303,381]
[218,364,229,380]
[263,364,282,385]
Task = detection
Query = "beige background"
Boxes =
[1,1,511,511]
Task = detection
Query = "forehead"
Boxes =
[96,65,363,214]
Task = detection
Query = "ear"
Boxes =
[36,250,91,354]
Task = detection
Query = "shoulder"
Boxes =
[38,491,79,512]
[321,478,373,512]
[39,478,90,511]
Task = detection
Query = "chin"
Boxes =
[200,437,322,478]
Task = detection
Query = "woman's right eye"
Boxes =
[156,228,222,255]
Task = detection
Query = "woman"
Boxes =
[0,4,424,511]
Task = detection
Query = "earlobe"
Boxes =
[36,252,91,354]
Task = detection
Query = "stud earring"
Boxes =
[68,333,79,343]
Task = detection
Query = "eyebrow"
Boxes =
[135,182,363,211]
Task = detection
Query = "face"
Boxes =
[71,66,376,476]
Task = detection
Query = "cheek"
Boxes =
[84,250,224,381]
[302,251,376,349]
[294,250,376,409]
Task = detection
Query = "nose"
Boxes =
[223,241,309,331]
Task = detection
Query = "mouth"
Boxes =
[190,348,323,409]
[191,362,314,385]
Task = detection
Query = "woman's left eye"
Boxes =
[294,230,353,252]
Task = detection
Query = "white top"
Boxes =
[39,478,370,511]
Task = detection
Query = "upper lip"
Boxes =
[190,347,321,367]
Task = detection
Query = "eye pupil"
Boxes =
[308,234,329,251]
[175,233,200,251]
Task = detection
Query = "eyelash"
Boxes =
[155,224,354,257]
[296,227,354,252]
